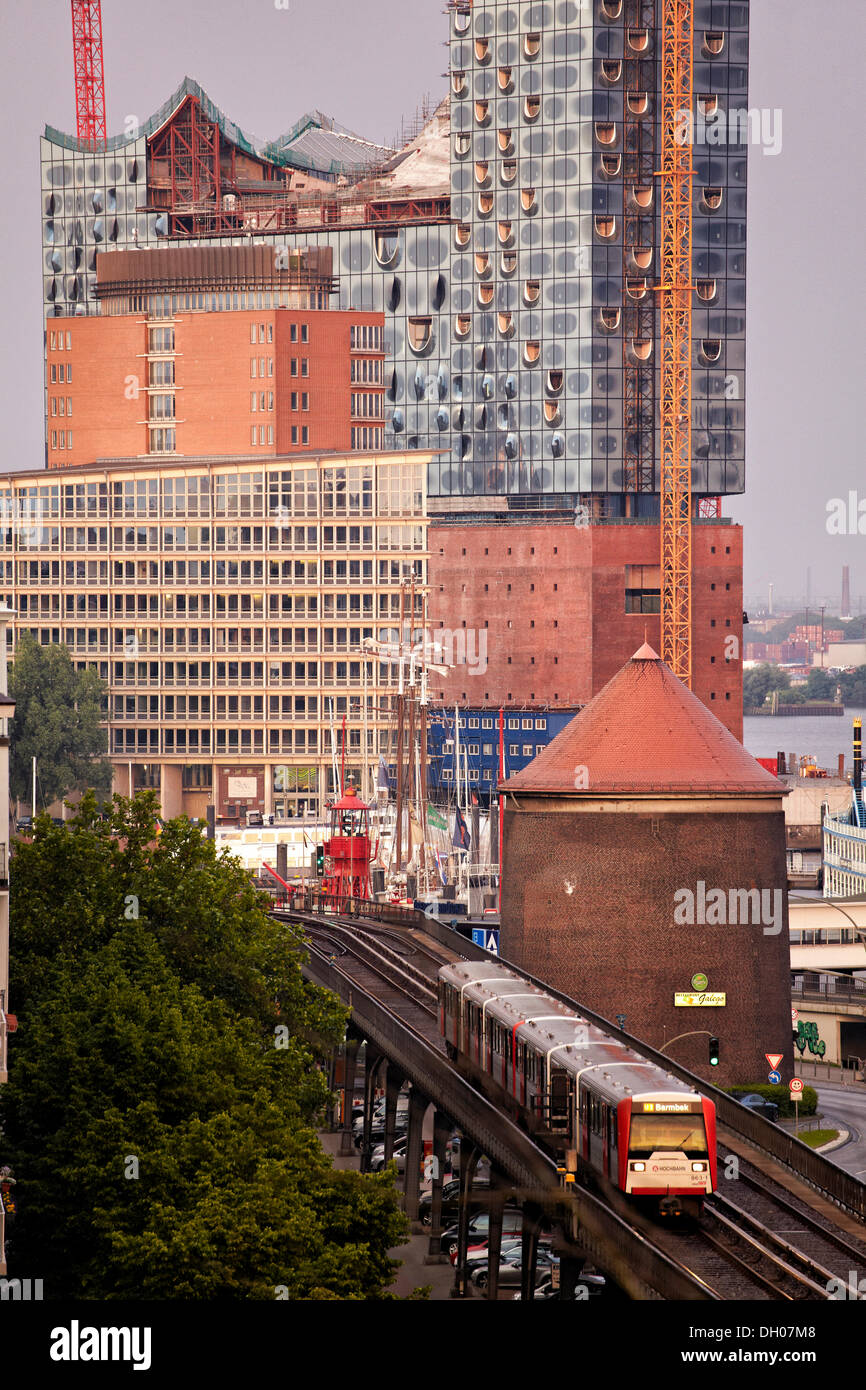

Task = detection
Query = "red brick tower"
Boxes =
[499,643,792,1086]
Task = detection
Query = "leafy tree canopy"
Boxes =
[1,793,409,1299]
[8,634,112,805]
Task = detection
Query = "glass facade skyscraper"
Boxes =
[40,4,749,504]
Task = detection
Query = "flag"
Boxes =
[427,803,448,831]
[433,849,447,885]
[452,805,471,852]
[377,756,390,792]
[471,790,479,806]
[154,817,163,837]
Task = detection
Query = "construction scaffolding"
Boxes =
[659,0,694,686]
[622,2,657,497]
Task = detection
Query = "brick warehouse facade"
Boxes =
[427,511,743,739]
[500,648,792,1087]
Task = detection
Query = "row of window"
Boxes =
[49,431,72,450]
[49,363,71,384]
[442,741,546,758]
[350,358,383,384]
[350,427,384,450]
[350,325,383,351]
[351,392,384,420]
[12,466,420,518]
[4,522,423,559]
[250,323,309,345]
[111,694,380,720]
[111,660,384,685]
[48,331,72,351]
[17,557,386,583]
[49,397,72,416]
[118,290,328,317]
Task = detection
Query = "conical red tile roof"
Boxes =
[502,646,786,796]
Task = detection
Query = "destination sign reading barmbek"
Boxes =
[641,1101,700,1113]
[674,992,726,1007]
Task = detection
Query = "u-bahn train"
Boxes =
[438,961,717,1217]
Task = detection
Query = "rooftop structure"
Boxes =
[502,643,778,796]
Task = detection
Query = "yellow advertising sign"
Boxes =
[674,992,727,1007]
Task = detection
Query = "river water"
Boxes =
[742,708,866,771]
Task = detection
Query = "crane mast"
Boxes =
[659,0,693,685]
[71,0,107,148]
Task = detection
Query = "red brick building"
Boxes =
[499,645,792,1087]
[427,511,744,739]
[45,246,384,467]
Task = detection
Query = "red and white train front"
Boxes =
[618,1092,716,1215]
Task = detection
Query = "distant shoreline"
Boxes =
[744,704,844,717]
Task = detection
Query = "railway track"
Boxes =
[273,907,865,1300]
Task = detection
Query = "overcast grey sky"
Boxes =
[0,1,862,611]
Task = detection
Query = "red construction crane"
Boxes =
[71,0,107,148]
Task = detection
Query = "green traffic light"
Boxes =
[708,1036,720,1066]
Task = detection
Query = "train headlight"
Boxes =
[631,1162,646,1172]
[691,1162,706,1172]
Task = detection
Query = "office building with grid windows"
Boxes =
[2,454,428,818]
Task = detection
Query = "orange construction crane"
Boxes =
[659,0,693,685]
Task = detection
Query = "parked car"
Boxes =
[449,1237,523,1269]
[369,1137,409,1174]
[14,816,32,834]
[353,1113,408,1149]
[418,1177,492,1227]
[512,1267,607,1300]
[739,1092,779,1122]
[440,1208,526,1258]
[472,1251,557,1291]
[245,809,263,826]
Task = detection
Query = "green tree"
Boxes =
[8,634,111,806]
[805,668,834,699]
[1,794,409,1299]
[839,666,866,706]
[743,663,790,710]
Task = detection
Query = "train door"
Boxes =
[607,1106,617,1181]
[579,1087,590,1159]
[549,1065,571,1133]
[602,1103,610,1177]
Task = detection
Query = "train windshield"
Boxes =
[628,1113,708,1158]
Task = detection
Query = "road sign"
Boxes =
[472,927,499,955]
[789,1077,804,1095]
[767,1069,781,1085]
[765,1053,783,1070]
[791,1007,799,1025]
